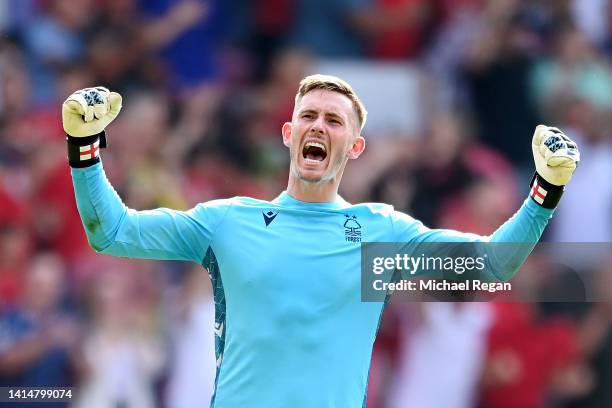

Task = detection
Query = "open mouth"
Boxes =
[302,141,327,162]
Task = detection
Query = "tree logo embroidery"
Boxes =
[344,215,361,243]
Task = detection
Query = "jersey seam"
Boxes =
[204,199,235,264]
[206,249,226,408]
[206,202,234,404]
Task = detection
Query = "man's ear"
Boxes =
[282,122,292,148]
[347,135,366,159]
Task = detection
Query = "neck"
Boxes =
[286,174,341,202]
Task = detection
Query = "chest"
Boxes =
[210,209,378,302]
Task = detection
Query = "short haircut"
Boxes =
[295,74,368,131]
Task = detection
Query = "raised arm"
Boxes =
[63,87,229,263]
[392,125,580,280]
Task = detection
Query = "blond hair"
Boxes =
[295,74,367,131]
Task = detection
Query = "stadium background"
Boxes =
[0,0,611,407]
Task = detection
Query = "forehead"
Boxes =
[295,89,355,119]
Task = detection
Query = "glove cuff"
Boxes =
[66,132,107,168]
[529,172,564,209]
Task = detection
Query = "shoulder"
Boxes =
[343,202,426,241]
[187,197,279,229]
[193,196,278,212]
[349,202,409,220]
[350,202,426,234]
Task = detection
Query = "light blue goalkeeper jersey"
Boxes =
[71,162,554,408]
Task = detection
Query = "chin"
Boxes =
[293,159,327,183]
[297,170,325,184]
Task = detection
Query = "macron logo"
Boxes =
[262,210,279,227]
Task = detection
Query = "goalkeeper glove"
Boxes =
[62,87,122,167]
[530,125,580,209]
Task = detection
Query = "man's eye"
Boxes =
[302,114,313,119]
[329,119,341,125]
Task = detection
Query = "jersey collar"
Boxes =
[273,191,350,210]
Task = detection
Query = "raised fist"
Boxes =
[532,125,580,186]
[62,87,122,137]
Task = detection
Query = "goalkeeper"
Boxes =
[63,76,579,408]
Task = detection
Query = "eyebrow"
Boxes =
[299,109,346,122]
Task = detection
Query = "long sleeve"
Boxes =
[71,162,231,263]
[391,198,555,280]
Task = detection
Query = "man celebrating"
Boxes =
[63,75,579,407]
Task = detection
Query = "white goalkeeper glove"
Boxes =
[530,125,580,208]
[62,87,122,167]
[62,87,122,137]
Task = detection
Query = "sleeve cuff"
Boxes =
[67,131,106,168]
[529,172,564,209]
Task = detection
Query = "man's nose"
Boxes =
[310,119,325,134]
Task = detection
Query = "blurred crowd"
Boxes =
[0,0,611,407]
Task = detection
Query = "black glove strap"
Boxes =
[529,172,564,209]
[67,131,106,168]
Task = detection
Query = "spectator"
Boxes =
[479,302,590,408]
[20,0,98,104]
[165,264,217,408]
[371,112,517,230]
[365,0,432,60]
[463,7,541,168]
[388,303,493,408]
[0,253,83,408]
[566,261,612,408]
[549,99,612,243]
[289,0,371,57]
[139,0,226,90]
[73,267,165,408]
[531,26,612,116]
